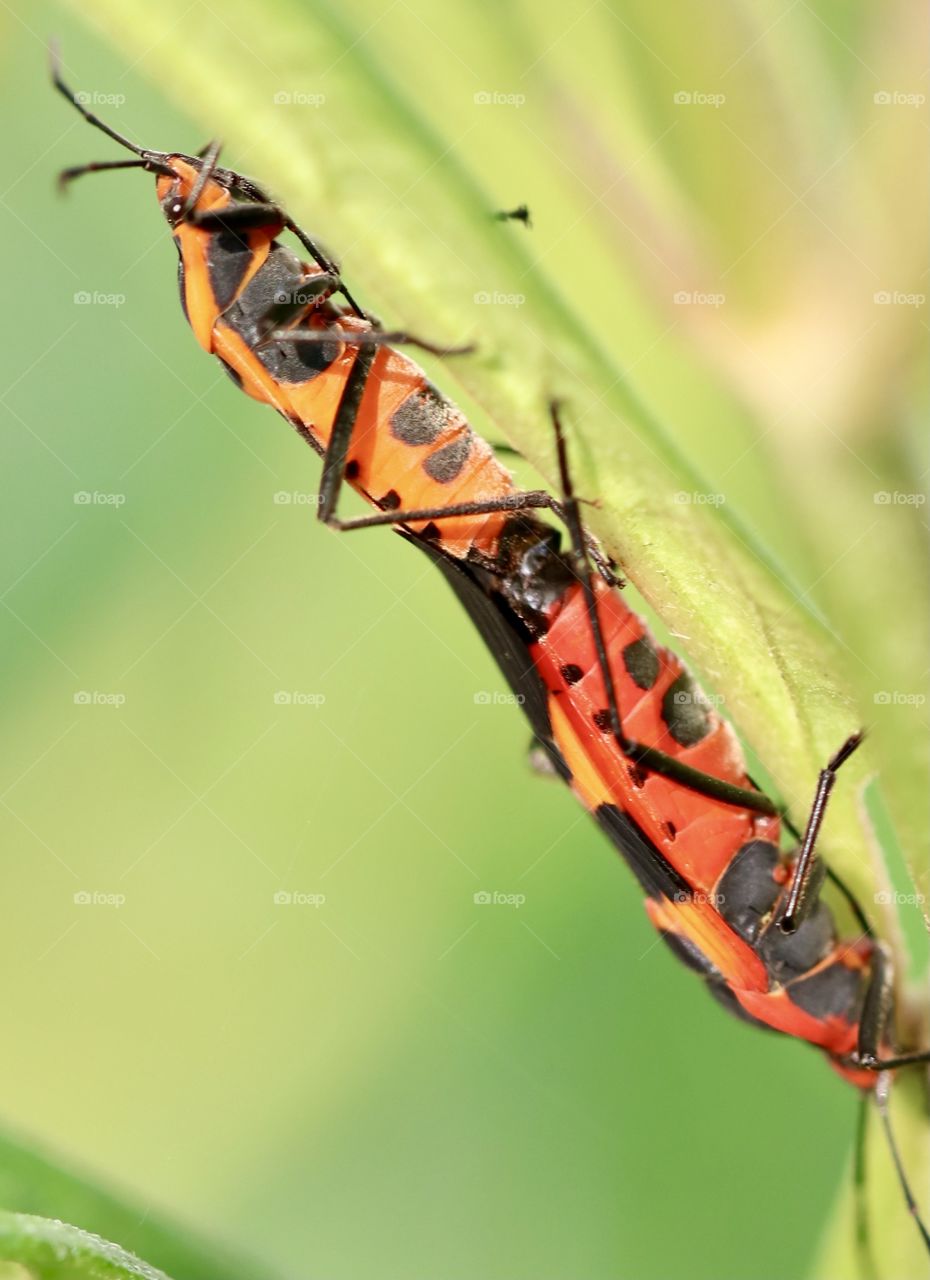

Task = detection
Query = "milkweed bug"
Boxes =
[418,403,930,1262]
[53,53,929,1264]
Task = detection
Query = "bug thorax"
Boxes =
[495,517,576,630]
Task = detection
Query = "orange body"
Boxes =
[528,577,879,1083]
[157,164,516,561]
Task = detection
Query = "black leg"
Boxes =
[262,325,475,358]
[775,733,864,933]
[188,202,287,231]
[874,1072,930,1252]
[328,490,557,531]
[548,402,779,816]
[852,1093,878,1280]
[317,344,379,525]
[251,275,342,343]
[283,216,367,319]
[180,137,222,218]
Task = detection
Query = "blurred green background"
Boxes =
[0,2,926,1279]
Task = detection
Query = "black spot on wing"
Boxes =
[560,663,583,685]
[345,460,360,480]
[424,433,472,484]
[717,840,781,943]
[758,902,836,984]
[593,709,612,733]
[390,383,447,445]
[661,672,712,747]
[379,489,401,511]
[788,961,865,1023]
[207,226,253,310]
[224,245,340,383]
[623,637,660,690]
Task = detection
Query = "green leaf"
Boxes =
[0,1212,169,1280]
[0,1133,276,1280]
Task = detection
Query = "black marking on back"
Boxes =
[661,672,712,747]
[716,840,781,943]
[627,764,647,789]
[207,227,253,310]
[593,709,612,733]
[225,244,340,382]
[594,804,693,903]
[390,383,447,446]
[758,902,836,984]
[788,961,865,1023]
[560,663,583,686]
[424,433,472,484]
[623,637,660,690]
[498,518,575,626]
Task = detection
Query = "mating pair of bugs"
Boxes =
[52,48,929,1266]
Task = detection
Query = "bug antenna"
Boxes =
[49,39,147,158]
[874,1071,930,1254]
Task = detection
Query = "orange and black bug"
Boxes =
[52,50,572,567]
[54,55,928,1261]
[419,405,930,1259]
[53,50,764,811]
